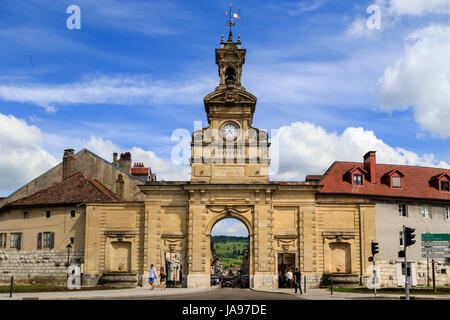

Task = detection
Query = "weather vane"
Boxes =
[225,1,240,36]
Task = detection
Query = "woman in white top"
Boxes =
[286,269,293,288]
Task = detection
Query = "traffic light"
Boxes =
[398,250,405,258]
[406,267,411,277]
[404,227,416,247]
[371,242,379,255]
[368,256,373,262]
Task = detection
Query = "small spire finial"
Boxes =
[226,0,236,38]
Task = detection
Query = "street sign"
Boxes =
[422,254,450,258]
[421,241,450,246]
[422,247,450,252]
[421,234,450,241]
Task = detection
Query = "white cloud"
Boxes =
[270,121,450,180]
[0,114,58,196]
[376,24,450,138]
[345,15,380,40]
[269,0,326,16]
[0,74,214,112]
[211,219,249,237]
[384,0,450,16]
[84,136,190,181]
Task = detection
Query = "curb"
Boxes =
[3,288,215,301]
[249,287,304,298]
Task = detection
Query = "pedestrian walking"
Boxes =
[160,267,167,290]
[294,268,303,294]
[148,264,156,290]
[286,268,293,288]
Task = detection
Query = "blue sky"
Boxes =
[1,0,450,222]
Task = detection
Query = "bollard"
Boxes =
[304,276,307,294]
[330,276,333,295]
[10,275,14,298]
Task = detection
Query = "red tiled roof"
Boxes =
[7,172,118,207]
[320,162,450,201]
[274,182,313,186]
[305,175,322,182]
[131,167,149,175]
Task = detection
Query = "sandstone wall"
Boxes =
[0,249,84,286]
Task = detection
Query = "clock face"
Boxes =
[222,122,239,139]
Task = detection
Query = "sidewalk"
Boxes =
[250,287,450,300]
[0,287,214,300]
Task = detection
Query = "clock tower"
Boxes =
[191,33,270,183]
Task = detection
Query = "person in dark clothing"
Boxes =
[294,268,303,294]
[160,267,167,290]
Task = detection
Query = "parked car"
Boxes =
[239,275,249,288]
[221,276,235,288]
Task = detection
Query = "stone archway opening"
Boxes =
[210,218,250,288]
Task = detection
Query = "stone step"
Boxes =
[98,273,138,288]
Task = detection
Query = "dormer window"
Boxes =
[346,166,367,186]
[353,174,363,185]
[392,176,402,188]
[430,173,450,192]
[382,169,404,189]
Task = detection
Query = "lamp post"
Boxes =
[65,243,72,267]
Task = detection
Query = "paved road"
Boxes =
[100,288,305,300]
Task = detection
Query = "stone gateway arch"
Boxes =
[81,33,375,289]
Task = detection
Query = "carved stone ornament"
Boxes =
[275,237,296,252]
[104,230,137,242]
[207,205,252,216]
[322,231,357,242]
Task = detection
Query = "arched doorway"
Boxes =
[207,217,251,288]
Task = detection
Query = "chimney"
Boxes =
[118,152,132,173]
[115,174,124,201]
[62,149,75,180]
[363,151,377,183]
[112,153,118,166]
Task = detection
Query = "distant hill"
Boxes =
[212,236,249,269]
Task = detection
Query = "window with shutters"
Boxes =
[43,232,55,249]
[0,233,6,248]
[399,204,408,217]
[37,232,42,249]
[353,174,363,185]
[392,176,402,188]
[10,233,22,249]
[441,181,450,192]
[421,205,432,218]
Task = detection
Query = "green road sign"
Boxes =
[421,242,450,246]
[422,254,450,258]
[421,234,450,242]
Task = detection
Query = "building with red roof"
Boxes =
[317,151,450,287]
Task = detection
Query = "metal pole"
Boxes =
[304,275,306,294]
[403,225,409,300]
[427,254,429,287]
[330,276,333,295]
[373,256,376,296]
[432,259,436,293]
[9,275,13,298]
